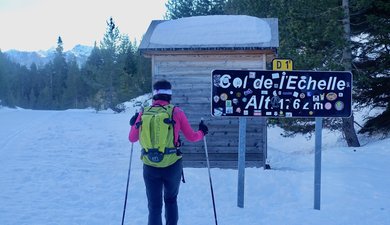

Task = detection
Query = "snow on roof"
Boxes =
[140,15,279,51]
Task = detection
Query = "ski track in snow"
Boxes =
[0,110,60,151]
[0,109,133,225]
[0,106,389,225]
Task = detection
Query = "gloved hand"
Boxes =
[129,112,139,126]
[198,121,209,135]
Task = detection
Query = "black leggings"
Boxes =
[143,159,183,225]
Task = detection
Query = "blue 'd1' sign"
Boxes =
[211,70,352,118]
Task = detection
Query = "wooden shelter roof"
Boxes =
[139,15,279,54]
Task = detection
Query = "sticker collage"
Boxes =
[211,70,352,118]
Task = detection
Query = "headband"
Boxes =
[153,89,172,95]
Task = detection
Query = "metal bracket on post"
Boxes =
[237,117,246,208]
[314,117,323,210]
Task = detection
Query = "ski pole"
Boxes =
[121,142,134,225]
[202,119,218,225]
[122,105,141,225]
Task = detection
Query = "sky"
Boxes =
[0,0,168,51]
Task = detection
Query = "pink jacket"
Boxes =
[129,100,204,145]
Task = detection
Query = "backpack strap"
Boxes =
[159,104,178,148]
[170,106,179,147]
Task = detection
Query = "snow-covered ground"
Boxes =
[0,95,389,225]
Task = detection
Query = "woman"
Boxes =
[129,79,208,225]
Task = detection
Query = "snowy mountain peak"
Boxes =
[69,44,93,56]
[5,45,93,68]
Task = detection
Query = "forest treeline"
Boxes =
[0,18,151,112]
[0,0,388,135]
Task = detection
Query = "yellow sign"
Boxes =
[272,58,294,71]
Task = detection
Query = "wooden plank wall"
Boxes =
[153,54,267,168]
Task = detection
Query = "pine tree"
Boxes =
[28,63,39,108]
[225,0,365,145]
[51,36,68,109]
[165,0,196,19]
[98,17,122,111]
[38,63,55,109]
[165,0,226,19]
[16,65,31,108]
[117,35,137,103]
[209,0,226,14]
[350,0,390,134]
[341,0,360,146]
[0,51,9,106]
[82,43,103,108]
[63,58,82,108]
[84,17,132,112]
[0,50,20,107]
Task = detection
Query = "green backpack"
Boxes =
[139,104,181,167]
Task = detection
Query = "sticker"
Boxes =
[236,92,242,98]
[313,95,320,102]
[307,92,313,97]
[325,102,332,110]
[273,111,278,116]
[230,91,233,95]
[213,108,223,116]
[242,97,247,103]
[249,72,256,78]
[254,110,262,116]
[274,84,279,88]
[232,98,239,105]
[309,111,314,116]
[233,77,243,88]
[261,90,268,95]
[279,111,284,116]
[270,93,281,109]
[286,112,292,117]
[293,92,299,97]
[213,95,220,103]
[220,93,228,101]
[326,92,337,101]
[335,101,344,111]
[282,91,293,95]
[236,107,242,113]
[244,89,253,96]
[226,100,232,107]
[266,112,272,116]
[272,73,280,79]
[338,93,343,97]
[243,110,249,116]
[213,75,221,87]
[301,76,307,80]
[226,107,233,114]
[299,93,305,99]
[320,94,325,101]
